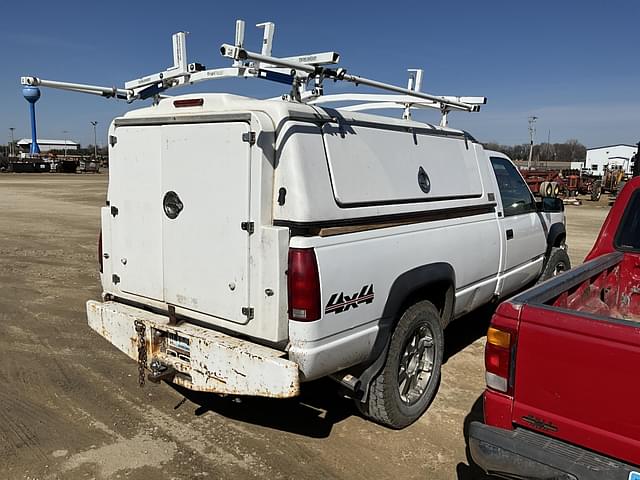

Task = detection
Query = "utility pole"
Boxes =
[546,129,551,167]
[9,127,15,157]
[63,130,68,157]
[527,116,538,169]
[90,121,98,159]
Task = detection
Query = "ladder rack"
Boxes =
[20,20,486,126]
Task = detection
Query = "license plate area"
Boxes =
[167,332,190,362]
[153,328,191,363]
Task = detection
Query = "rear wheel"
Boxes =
[356,300,444,429]
[538,247,571,283]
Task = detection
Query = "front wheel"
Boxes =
[538,247,571,283]
[356,300,444,429]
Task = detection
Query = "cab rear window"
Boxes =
[614,189,640,252]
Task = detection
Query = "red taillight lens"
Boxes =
[173,98,204,108]
[288,248,321,321]
[98,230,103,273]
[485,326,516,394]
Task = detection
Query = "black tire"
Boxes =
[538,247,571,283]
[591,182,602,201]
[356,300,444,429]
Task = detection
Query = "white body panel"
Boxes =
[322,124,482,206]
[495,211,546,295]
[108,122,253,323]
[272,112,485,224]
[288,214,502,379]
[108,126,164,301]
[161,122,251,324]
[539,210,565,232]
[485,152,547,294]
[103,106,287,342]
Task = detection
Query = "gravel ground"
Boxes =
[0,173,609,480]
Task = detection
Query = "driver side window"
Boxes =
[490,157,536,217]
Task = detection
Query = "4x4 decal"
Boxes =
[325,284,374,314]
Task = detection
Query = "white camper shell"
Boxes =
[86,93,569,427]
[26,22,570,427]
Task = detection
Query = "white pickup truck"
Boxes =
[86,92,569,428]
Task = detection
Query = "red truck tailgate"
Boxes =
[512,302,640,465]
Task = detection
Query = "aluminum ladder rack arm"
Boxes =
[309,93,487,112]
[20,76,132,100]
[331,73,481,112]
[21,32,202,102]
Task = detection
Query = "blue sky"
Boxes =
[2,0,639,148]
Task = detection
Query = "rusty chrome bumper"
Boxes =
[86,300,300,398]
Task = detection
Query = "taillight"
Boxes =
[98,230,103,273]
[485,325,517,395]
[287,248,321,321]
[173,98,204,108]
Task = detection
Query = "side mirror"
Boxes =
[538,196,564,213]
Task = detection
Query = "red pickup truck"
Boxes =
[470,177,640,479]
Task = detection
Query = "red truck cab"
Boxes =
[470,177,640,479]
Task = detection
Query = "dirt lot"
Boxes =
[0,173,610,480]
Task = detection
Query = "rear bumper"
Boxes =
[87,300,300,398]
[469,422,638,480]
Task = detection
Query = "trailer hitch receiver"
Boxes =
[148,359,177,384]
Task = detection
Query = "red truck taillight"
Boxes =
[485,325,517,395]
[287,248,321,321]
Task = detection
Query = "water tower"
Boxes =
[22,86,41,154]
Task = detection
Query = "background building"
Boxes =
[17,138,80,153]
[585,144,637,176]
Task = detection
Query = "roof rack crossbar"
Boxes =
[220,44,482,113]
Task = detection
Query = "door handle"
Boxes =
[506,229,514,240]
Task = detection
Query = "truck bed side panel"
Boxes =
[289,211,501,379]
[513,304,640,466]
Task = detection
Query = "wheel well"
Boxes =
[553,233,566,248]
[399,281,454,328]
[547,223,566,254]
[353,266,455,402]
